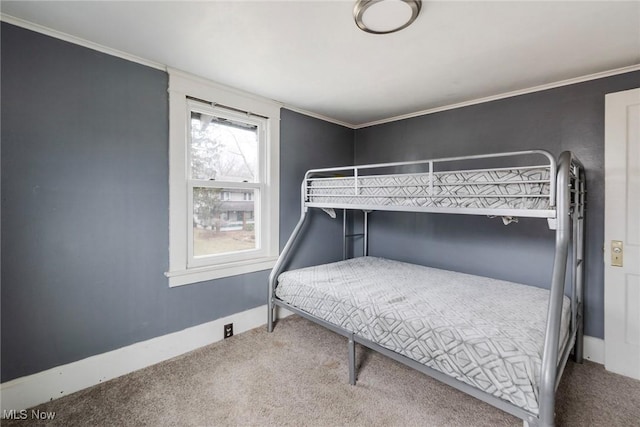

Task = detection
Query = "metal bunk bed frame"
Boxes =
[268,150,585,427]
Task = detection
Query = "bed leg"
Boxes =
[348,336,356,385]
[267,299,274,333]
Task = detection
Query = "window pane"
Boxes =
[190,111,258,182]
[193,187,257,256]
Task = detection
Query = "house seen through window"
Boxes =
[189,108,260,258]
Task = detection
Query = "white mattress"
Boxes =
[307,166,551,211]
[275,257,571,415]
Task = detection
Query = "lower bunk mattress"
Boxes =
[275,256,571,415]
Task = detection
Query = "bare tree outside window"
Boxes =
[190,112,257,182]
[190,111,258,257]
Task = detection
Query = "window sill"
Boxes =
[165,256,278,287]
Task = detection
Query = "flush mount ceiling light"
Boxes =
[354,0,422,34]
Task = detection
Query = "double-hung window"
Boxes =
[167,70,280,287]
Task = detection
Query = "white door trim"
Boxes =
[603,87,640,380]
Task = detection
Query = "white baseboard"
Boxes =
[583,335,604,364]
[0,304,292,413]
[0,313,603,413]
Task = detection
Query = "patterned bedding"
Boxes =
[275,256,570,415]
[307,166,551,210]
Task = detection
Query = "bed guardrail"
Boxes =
[304,150,557,220]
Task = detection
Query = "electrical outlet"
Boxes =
[224,323,233,339]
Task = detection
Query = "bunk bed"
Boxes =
[268,150,585,427]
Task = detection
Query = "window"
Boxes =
[166,69,280,287]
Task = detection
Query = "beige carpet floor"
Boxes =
[4,315,640,426]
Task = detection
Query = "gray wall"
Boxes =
[0,23,353,382]
[279,109,354,269]
[355,71,640,339]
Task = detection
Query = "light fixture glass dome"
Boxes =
[354,0,422,34]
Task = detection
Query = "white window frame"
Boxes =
[166,69,280,287]
[187,101,266,268]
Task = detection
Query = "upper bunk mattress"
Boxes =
[275,256,571,415]
[307,166,551,211]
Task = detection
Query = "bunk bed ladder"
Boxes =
[343,209,370,260]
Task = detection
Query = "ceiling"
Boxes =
[2,1,639,127]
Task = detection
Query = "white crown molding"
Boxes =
[2,12,638,131]
[0,13,165,71]
[1,13,352,129]
[167,67,284,111]
[355,64,640,129]
[280,105,356,130]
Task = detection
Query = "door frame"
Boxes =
[604,87,640,379]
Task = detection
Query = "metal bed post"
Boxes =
[574,168,586,363]
[537,152,572,427]
[348,333,357,385]
[268,180,309,332]
[570,168,579,362]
